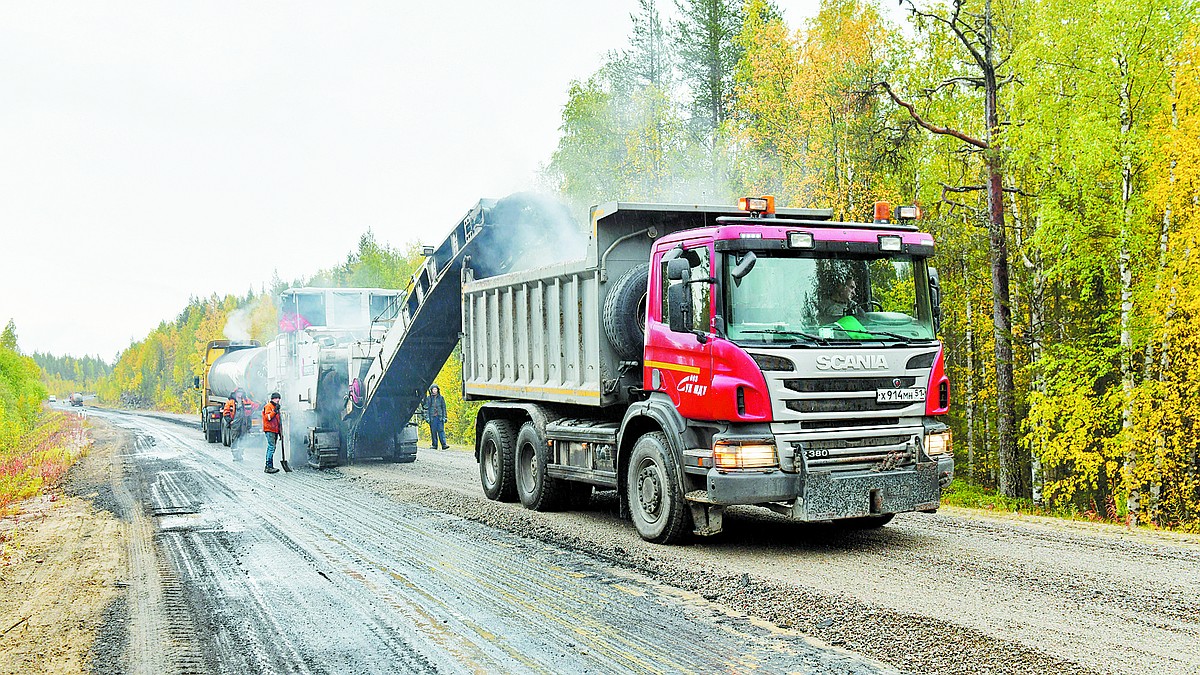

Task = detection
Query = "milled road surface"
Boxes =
[81,407,896,674]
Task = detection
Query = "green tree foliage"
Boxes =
[675,0,747,137]
[1,320,18,352]
[32,353,111,398]
[0,322,47,453]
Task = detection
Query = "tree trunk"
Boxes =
[965,258,976,484]
[1118,66,1138,527]
[985,73,1025,499]
[1030,218,1046,505]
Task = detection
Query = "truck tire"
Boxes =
[479,419,518,501]
[514,422,561,511]
[626,431,690,544]
[603,263,650,361]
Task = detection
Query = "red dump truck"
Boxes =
[465,197,953,543]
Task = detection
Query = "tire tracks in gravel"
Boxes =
[108,428,203,675]
[88,409,898,674]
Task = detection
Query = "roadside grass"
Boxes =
[0,411,89,516]
[941,479,1040,514]
[941,479,1178,530]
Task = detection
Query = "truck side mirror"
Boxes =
[667,282,693,333]
[928,266,942,332]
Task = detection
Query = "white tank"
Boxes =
[208,347,269,402]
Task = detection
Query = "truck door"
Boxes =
[644,243,716,420]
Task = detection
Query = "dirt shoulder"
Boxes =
[0,423,126,675]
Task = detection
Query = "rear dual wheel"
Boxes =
[479,419,517,502]
[514,422,561,511]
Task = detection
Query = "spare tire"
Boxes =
[603,263,650,361]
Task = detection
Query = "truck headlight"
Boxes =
[924,430,953,457]
[713,441,778,470]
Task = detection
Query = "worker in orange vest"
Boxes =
[262,392,282,474]
[222,394,236,427]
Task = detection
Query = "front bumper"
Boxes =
[705,462,942,520]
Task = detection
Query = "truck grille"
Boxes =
[793,435,916,474]
[787,399,911,413]
[784,377,917,393]
[800,417,899,430]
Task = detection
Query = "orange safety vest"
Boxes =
[262,401,281,433]
[222,399,236,419]
[238,397,256,418]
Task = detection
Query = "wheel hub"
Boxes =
[637,466,661,516]
[483,445,497,483]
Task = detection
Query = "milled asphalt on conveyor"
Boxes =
[88,408,899,674]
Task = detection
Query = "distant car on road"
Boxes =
[49,395,57,403]
[70,393,84,407]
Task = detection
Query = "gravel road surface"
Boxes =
[81,407,899,674]
[339,434,1200,675]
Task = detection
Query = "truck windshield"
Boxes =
[722,251,936,345]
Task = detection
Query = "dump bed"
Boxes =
[460,201,832,408]
[462,259,605,406]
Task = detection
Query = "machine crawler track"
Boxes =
[308,446,340,470]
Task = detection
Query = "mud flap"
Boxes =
[685,491,724,536]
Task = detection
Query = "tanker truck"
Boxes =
[195,340,267,444]
[464,196,954,543]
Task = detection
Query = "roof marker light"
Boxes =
[738,195,776,215]
[879,235,903,252]
[873,201,892,223]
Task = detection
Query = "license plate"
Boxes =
[876,387,926,403]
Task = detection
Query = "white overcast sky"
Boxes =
[0,0,862,360]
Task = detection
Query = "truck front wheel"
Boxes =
[479,419,518,502]
[514,422,561,511]
[626,432,690,544]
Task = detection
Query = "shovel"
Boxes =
[278,432,292,472]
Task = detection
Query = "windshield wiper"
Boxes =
[823,324,931,343]
[737,328,830,345]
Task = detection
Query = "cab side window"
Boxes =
[659,246,712,331]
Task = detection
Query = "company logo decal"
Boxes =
[676,374,708,396]
[815,354,888,371]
